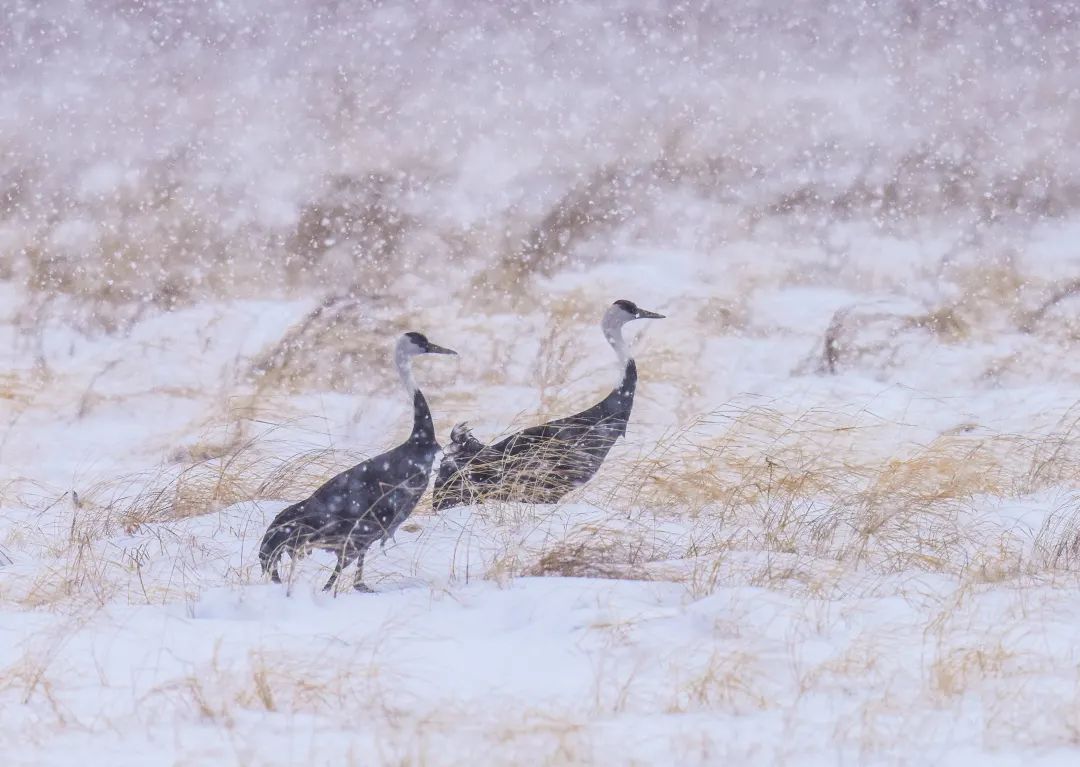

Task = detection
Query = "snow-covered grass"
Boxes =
[5,249,1080,763]
[4,1,1080,764]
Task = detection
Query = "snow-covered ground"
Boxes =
[5,236,1080,765]
[4,1,1080,765]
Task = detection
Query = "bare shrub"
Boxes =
[810,300,966,376]
[1019,278,1080,337]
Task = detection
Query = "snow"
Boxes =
[4,1,1080,764]
[4,280,1080,764]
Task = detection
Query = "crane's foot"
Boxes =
[354,582,375,593]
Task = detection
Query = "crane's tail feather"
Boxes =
[449,421,472,444]
[446,422,485,459]
[258,523,296,583]
[434,423,488,512]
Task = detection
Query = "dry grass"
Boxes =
[1,244,1078,766]
[249,295,420,394]
[146,647,408,725]
[513,404,1080,588]
[4,3,1080,761]
[523,525,656,581]
[105,439,370,535]
[668,650,769,714]
[5,376,1080,612]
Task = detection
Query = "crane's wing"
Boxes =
[433,373,636,511]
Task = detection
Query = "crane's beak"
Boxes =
[425,342,458,355]
[636,308,666,319]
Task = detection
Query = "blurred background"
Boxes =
[3,0,1077,314]
[1,0,1079,484]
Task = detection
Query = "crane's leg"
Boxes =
[322,549,347,593]
[268,551,283,584]
[284,549,302,598]
[353,547,374,593]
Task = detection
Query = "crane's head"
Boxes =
[401,332,457,356]
[610,299,665,322]
[601,300,664,366]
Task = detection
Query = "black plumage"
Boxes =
[259,332,455,593]
[433,300,663,510]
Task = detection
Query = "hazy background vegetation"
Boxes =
[3,0,1077,318]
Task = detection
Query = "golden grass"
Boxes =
[145,648,407,724]
[249,295,418,394]
[523,524,657,581]
[6,395,1080,612]
[2,295,1080,616]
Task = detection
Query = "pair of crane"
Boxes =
[258,299,665,593]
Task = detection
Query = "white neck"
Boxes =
[602,305,633,368]
[394,337,419,398]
